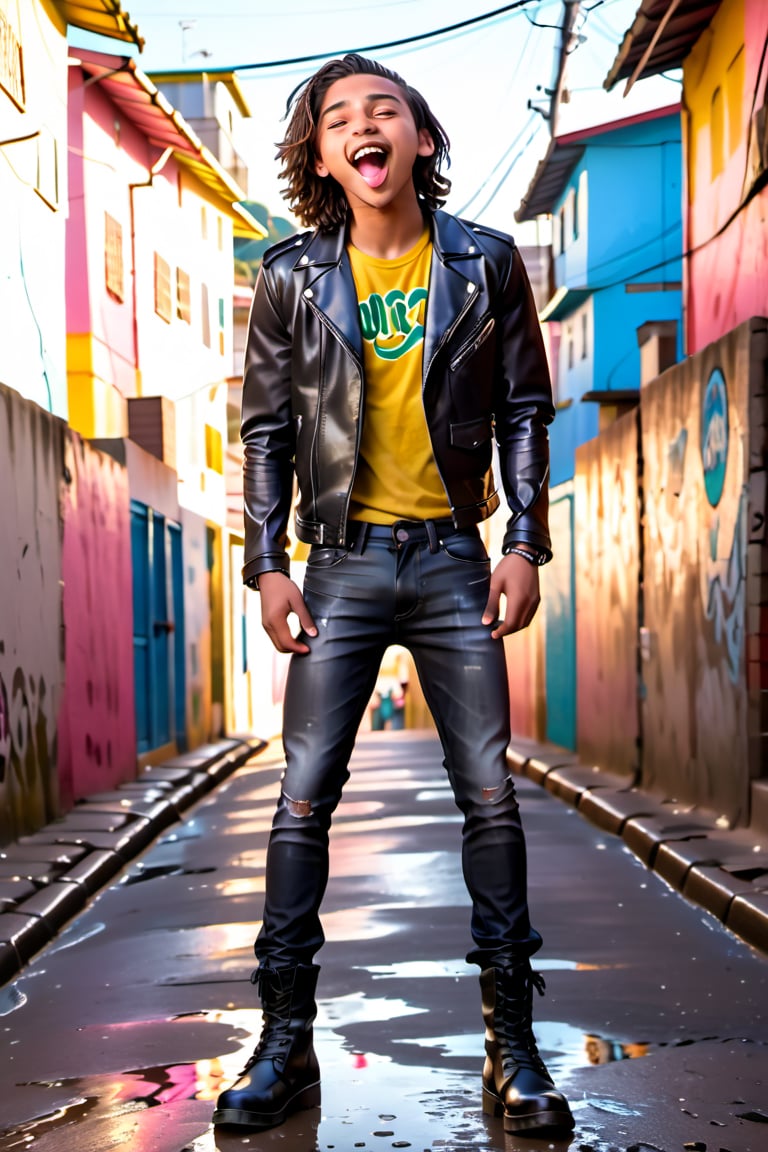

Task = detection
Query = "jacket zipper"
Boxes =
[423,279,479,511]
[307,299,363,544]
[449,316,495,372]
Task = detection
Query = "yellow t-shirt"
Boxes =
[347,228,451,523]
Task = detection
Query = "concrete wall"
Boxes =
[574,411,640,777]
[58,432,136,806]
[641,318,767,823]
[0,385,64,842]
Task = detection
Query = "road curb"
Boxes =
[0,736,266,987]
[507,739,768,956]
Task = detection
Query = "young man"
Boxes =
[213,54,573,1138]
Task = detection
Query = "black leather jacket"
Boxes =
[241,209,554,585]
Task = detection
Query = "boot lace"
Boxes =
[497,966,550,1078]
[238,968,295,1073]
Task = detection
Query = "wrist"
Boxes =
[502,545,545,567]
[245,569,289,591]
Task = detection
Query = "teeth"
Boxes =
[352,145,386,162]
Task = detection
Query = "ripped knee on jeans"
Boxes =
[283,791,313,818]
[481,775,516,804]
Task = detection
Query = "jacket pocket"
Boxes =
[450,417,492,451]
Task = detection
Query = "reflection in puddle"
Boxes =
[44,919,107,955]
[0,983,27,1016]
[2,1000,652,1151]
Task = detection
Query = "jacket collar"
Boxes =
[294,211,486,373]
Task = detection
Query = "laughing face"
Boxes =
[313,73,435,215]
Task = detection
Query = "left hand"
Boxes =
[482,553,541,639]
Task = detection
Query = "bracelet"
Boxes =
[504,546,543,567]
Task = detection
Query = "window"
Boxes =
[200,204,208,240]
[201,283,211,347]
[566,324,574,370]
[558,205,566,254]
[710,86,724,178]
[0,5,25,110]
[572,185,579,241]
[205,424,223,473]
[176,268,191,323]
[726,45,745,159]
[218,296,225,355]
[105,213,124,302]
[581,312,588,360]
[154,254,172,323]
[217,214,224,250]
[35,126,59,210]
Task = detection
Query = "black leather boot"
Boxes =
[480,959,574,1135]
[212,963,321,1129]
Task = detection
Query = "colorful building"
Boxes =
[514,106,684,750]
[605,0,768,356]
[65,48,265,764]
[0,0,141,419]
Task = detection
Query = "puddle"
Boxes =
[0,984,27,1016]
[122,864,217,886]
[45,919,107,954]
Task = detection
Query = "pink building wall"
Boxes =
[67,67,144,398]
[58,433,136,805]
[684,0,768,355]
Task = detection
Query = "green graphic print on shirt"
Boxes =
[358,286,428,361]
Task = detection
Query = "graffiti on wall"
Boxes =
[58,432,136,802]
[641,325,755,823]
[0,651,55,833]
[0,385,64,843]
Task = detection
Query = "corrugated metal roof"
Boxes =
[515,140,585,222]
[72,50,266,240]
[604,0,723,93]
[54,1,144,50]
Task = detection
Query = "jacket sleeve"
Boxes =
[240,264,295,585]
[493,245,556,561]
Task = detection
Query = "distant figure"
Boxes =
[214,52,572,1139]
[370,646,409,729]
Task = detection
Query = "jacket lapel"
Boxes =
[423,211,485,383]
[298,228,363,363]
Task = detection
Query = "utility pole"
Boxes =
[549,0,582,136]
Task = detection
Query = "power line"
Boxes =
[456,112,542,216]
[231,0,542,71]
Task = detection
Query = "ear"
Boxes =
[417,129,435,158]
[314,153,329,178]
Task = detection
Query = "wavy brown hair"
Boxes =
[277,54,451,232]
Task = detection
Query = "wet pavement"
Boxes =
[0,729,766,1152]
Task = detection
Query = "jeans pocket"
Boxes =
[306,546,350,570]
[441,531,490,564]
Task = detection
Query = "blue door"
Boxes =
[544,491,576,749]
[131,502,183,754]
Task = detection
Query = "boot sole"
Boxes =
[212,1079,321,1129]
[482,1085,575,1135]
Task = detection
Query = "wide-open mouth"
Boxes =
[351,145,389,188]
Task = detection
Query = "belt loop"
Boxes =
[425,519,440,553]
[357,521,371,554]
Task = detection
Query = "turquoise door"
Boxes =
[544,492,576,749]
[131,502,184,754]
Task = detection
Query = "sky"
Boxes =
[73,0,681,241]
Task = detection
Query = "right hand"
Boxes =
[257,572,317,654]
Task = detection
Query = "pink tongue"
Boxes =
[358,158,388,188]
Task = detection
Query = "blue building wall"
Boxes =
[543,109,683,751]
[548,112,683,487]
